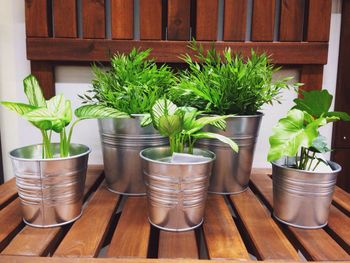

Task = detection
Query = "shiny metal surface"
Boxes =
[99,116,168,195]
[272,157,341,229]
[197,114,263,194]
[9,143,90,228]
[140,147,215,231]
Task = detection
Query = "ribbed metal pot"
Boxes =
[272,157,341,229]
[9,143,90,228]
[197,113,263,194]
[140,147,215,232]
[99,115,168,195]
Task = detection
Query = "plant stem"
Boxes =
[312,159,321,171]
[307,151,316,171]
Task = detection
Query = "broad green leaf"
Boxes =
[187,115,230,134]
[151,99,178,128]
[140,114,152,127]
[193,132,239,152]
[47,94,71,125]
[23,75,46,107]
[324,111,350,121]
[75,105,130,119]
[1,101,37,115]
[23,108,56,131]
[293,90,332,118]
[158,115,182,137]
[310,135,330,153]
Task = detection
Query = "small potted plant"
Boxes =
[2,75,124,227]
[268,89,350,229]
[170,41,296,194]
[79,48,174,195]
[140,98,238,231]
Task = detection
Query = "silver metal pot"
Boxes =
[272,157,341,229]
[140,147,215,232]
[197,113,263,194]
[99,116,168,195]
[9,143,90,228]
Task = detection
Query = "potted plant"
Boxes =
[2,75,125,227]
[170,42,296,194]
[79,48,174,195]
[140,98,238,231]
[268,89,350,229]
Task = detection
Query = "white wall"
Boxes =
[0,0,342,181]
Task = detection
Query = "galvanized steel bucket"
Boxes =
[99,115,168,195]
[272,157,341,229]
[140,147,215,231]
[9,143,90,228]
[197,113,263,194]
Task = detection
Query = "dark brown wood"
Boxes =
[299,65,323,93]
[139,0,163,40]
[111,0,134,39]
[167,0,191,40]
[26,38,329,64]
[327,206,350,253]
[30,61,55,99]
[53,0,77,38]
[25,0,50,37]
[158,231,198,259]
[305,0,332,42]
[106,197,150,258]
[332,150,350,192]
[251,0,276,41]
[279,0,304,41]
[333,186,350,213]
[223,0,247,41]
[196,0,219,40]
[203,195,249,260]
[82,0,106,39]
[0,179,17,210]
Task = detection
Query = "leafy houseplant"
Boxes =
[140,98,238,231]
[268,89,350,229]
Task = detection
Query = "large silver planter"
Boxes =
[99,116,168,195]
[197,113,263,194]
[272,157,341,229]
[9,143,90,228]
[140,147,215,232]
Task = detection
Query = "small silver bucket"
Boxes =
[99,116,168,195]
[272,157,341,229]
[140,147,215,231]
[9,143,90,228]
[197,114,263,194]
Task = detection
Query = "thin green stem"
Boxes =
[307,151,316,171]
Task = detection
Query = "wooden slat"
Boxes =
[279,0,304,41]
[30,61,55,99]
[230,189,299,260]
[299,65,323,93]
[158,231,198,259]
[111,0,134,39]
[1,167,104,256]
[333,186,350,214]
[251,0,276,41]
[139,0,163,40]
[0,179,17,210]
[106,197,150,258]
[305,0,332,42]
[25,0,49,37]
[53,0,77,38]
[223,0,247,41]
[167,0,191,40]
[26,38,329,64]
[82,0,106,39]
[196,0,219,41]
[327,206,350,253]
[203,195,249,260]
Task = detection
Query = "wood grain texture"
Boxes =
[333,186,350,213]
[30,61,55,99]
[223,0,247,41]
[106,197,150,258]
[26,38,329,64]
[230,189,299,260]
[299,65,323,94]
[82,0,106,39]
[167,0,191,40]
[251,0,276,41]
[279,0,304,41]
[305,0,332,41]
[139,0,163,40]
[327,206,350,253]
[203,195,249,260]
[0,179,17,210]
[196,0,219,40]
[111,0,134,39]
[158,231,198,259]
[25,0,49,37]
[53,0,77,38]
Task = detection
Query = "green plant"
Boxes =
[268,89,350,171]
[170,41,296,115]
[79,48,174,115]
[2,75,128,158]
[141,98,238,154]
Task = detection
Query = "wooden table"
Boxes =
[0,166,349,262]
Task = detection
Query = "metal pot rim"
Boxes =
[9,143,91,162]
